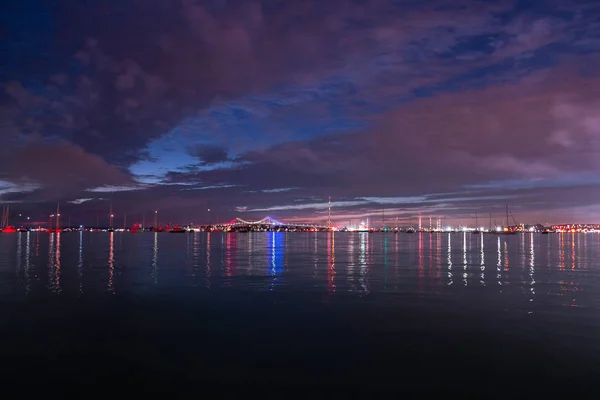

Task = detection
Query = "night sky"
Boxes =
[1,0,600,226]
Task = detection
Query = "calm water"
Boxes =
[2,231,600,392]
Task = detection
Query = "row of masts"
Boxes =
[1,205,9,229]
[377,205,516,231]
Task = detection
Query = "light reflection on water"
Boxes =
[1,232,600,313]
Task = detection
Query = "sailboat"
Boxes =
[1,205,16,232]
[47,203,62,233]
[130,223,142,233]
[472,212,481,234]
[498,205,517,235]
[107,204,114,232]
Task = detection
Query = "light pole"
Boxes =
[208,208,211,226]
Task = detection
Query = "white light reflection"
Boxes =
[78,230,83,295]
[520,232,526,273]
[348,233,355,289]
[571,232,576,272]
[480,233,485,286]
[529,232,535,302]
[108,232,115,294]
[462,231,467,286]
[54,233,61,294]
[16,232,22,275]
[247,232,253,273]
[313,231,318,278]
[224,233,233,281]
[447,233,453,286]
[151,232,158,284]
[504,240,509,285]
[359,232,369,295]
[327,231,336,294]
[497,237,502,287]
[192,232,200,281]
[48,233,55,292]
[24,231,31,294]
[205,232,211,290]
[395,232,399,283]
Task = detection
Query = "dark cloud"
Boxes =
[187,144,229,165]
[0,141,134,200]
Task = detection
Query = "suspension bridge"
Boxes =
[222,216,330,231]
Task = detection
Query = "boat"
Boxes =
[348,221,369,232]
[405,216,416,233]
[46,202,62,233]
[497,205,517,235]
[169,225,186,233]
[472,212,481,234]
[1,205,12,231]
[130,223,143,233]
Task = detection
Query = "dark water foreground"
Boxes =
[1,232,600,394]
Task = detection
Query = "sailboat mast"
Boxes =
[506,204,509,228]
[55,203,60,230]
[327,196,331,228]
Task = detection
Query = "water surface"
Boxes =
[1,231,599,393]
